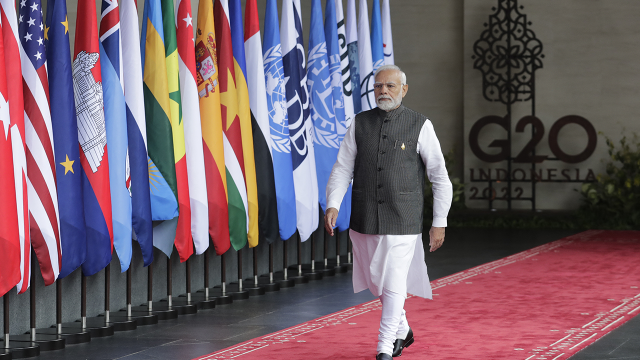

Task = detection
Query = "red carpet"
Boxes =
[194,230,640,360]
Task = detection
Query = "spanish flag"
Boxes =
[197,0,231,255]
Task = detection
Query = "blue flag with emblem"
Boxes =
[46,0,87,278]
[322,0,351,231]
[263,0,297,240]
[371,0,385,74]
[309,0,350,231]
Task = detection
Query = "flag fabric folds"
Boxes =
[46,0,87,279]
[244,0,278,244]
[229,0,259,248]
[19,0,62,284]
[334,0,355,127]
[323,0,352,232]
[215,0,248,251]
[196,0,231,255]
[161,0,193,262]
[1,0,30,293]
[100,0,133,272]
[263,0,296,241]
[346,0,361,115]
[176,0,209,255]
[74,0,114,276]
[281,0,319,242]
[141,0,178,257]
[357,0,375,112]
[0,12,21,296]
[370,0,385,74]
[121,0,153,266]
[382,0,394,65]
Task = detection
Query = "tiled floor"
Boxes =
[28,228,640,360]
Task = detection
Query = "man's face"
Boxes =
[374,70,408,111]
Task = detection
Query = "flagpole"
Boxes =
[262,243,280,292]
[228,250,248,300]
[321,231,336,277]
[288,233,308,284]
[12,258,65,350]
[127,269,132,316]
[129,263,175,321]
[303,234,323,281]
[1,295,39,358]
[278,240,295,288]
[335,231,348,273]
[215,253,232,305]
[147,264,153,312]
[173,258,199,312]
[244,248,265,296]
[193,248,216,309]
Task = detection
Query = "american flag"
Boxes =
[18,0,61,285]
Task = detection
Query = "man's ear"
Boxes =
[402,84,409,98]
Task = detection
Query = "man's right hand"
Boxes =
[324,207,339,236]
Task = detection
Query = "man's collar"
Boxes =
[378,103,405,118]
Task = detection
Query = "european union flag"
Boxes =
[45,0,87,278]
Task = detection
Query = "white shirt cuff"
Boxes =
[326,200,342,213]
[432,217,447,228]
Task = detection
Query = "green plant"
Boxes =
[578,132,640,229]
[424,149,465,217]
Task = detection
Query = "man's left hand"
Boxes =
[429,227,445,252]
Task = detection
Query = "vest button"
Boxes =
[378,184,383,188]
[382,134,387,139]
[379,150,385,154]
[378,167,382,171]
[378,200,383,204]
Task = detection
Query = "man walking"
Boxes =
[324,65,452,359]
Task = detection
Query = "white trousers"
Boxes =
[377,288,411,355]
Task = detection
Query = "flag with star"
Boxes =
[0,11,21,296]
[244,0,279,245]
[229,0,259,248]
[176,0,209,255]
[100,0,133,272]
[45,0,87,278]
[74,0,114,276]
[196,0,231,255]
[141,0,178,257]
[121,0,153,266]
[2,0,31,293]
[214,0,248,251]
[160,0,193,262]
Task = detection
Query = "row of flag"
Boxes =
[0,0,394,298]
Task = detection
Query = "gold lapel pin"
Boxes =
[401,143,405,150]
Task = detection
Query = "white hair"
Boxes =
[374,64,406,85]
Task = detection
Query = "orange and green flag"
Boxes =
[161,0,193,262]
[196,0,231,255]
[214,0,247,251]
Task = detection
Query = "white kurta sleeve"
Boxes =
[326,119,357,212]
[417,120,453,227]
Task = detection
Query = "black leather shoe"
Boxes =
[392,327,414,357]
[376,353,393,360]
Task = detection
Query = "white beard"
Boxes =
[376,95,400,111]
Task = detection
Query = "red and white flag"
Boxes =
[176,0,209,254]
[19,0,61,285]
[0,13,21,297]
[1,0,30,293]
